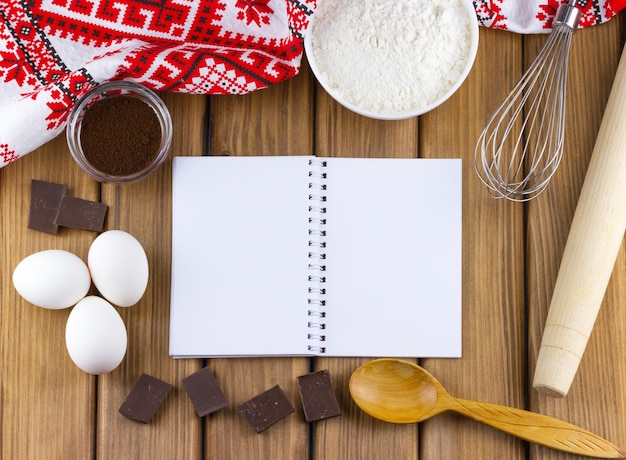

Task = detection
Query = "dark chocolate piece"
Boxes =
[297,370,341,422]
[118,374,172,423]
[28,180,67,234]
[54,195,108,232]
[237,385,294,433]
[182,366,228,417]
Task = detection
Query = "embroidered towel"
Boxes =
[0,0,623,167]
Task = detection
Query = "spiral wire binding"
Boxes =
[307,158,328,353]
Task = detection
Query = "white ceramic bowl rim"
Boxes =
[304,0,480,120]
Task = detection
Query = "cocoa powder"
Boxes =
[80,95,161,176]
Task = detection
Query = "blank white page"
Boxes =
[169,156,312,357]
[321,158,462,357]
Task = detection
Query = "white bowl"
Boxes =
[304,0,479,120]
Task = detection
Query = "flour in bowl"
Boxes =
[308,0,474,115]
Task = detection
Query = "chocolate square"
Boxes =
[119,374,172,423]
[297,370,341,422]
[54,195,108,232]
[28,180,67,234]
[182,366,228,417]
[237,385,294,433]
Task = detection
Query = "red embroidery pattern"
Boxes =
[44,73,94,129]
[577,0,615,28]
[472,0,620,31]
[537,1,615,30]
[287,0,315,34]
[40,0,196,43]
[236,0,275,27]
[474,1,508,29]
[537,0,561,29]
[1,2,70,88]
[0,143,18,164]
[0,0,316,166]
[0,48,28,85]
[2,0,624,167]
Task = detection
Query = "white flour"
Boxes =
[309,0,473,115]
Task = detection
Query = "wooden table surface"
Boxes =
[1,13,625,460]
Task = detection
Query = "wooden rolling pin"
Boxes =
[533,46,626,398]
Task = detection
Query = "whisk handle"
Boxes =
[533,47,626,397]
[553,0,581,30]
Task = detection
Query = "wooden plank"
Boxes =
[313,87,418,157]
[0,135,97,459]
[96,93,208,460]
[1,13,624,460]
[311,54,420,459]
[420,26,526,459]
[207,68,313,459]
[527,17,626,459]
[211,62,314,157]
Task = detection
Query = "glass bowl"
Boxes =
[66,81,172,184]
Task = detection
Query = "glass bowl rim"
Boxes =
[66,80,173,184]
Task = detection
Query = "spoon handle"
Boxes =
[452,397,625,458]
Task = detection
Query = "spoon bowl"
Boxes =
[349,359,626,459]
[349,357,444,423]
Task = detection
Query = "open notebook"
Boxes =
[169,155,462,358]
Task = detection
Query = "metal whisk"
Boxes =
[474,0,582,201]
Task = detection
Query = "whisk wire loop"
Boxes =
[474,2,581,201]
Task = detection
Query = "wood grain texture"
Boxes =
[420,26,527,460]
[311,42,421,459]
[349,359,625,458]
[1,134,97,460]
[208,70,312,459]
[534,44,626,397]
[527,16,626,459]
[97,92,208,460]
[1,12,625,460]
[211,65,313,157]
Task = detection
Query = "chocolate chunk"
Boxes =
[297,370,341,422]
[182,366,228,417]
[54,195,108,232]
[28,180,67,234]
[237,385,294,433]
[118,374,172,423]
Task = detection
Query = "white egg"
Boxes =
[88,230,149,307]
[12,249,91,310]
[65,296,127,374]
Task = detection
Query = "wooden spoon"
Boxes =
[349,359,626,459]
